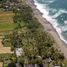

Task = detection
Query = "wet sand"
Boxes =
[26,0,67,59]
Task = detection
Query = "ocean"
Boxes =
[34,0,67,44]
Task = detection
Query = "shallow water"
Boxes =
[34,0,67,44]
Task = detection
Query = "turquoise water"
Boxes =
[34,0,67,44]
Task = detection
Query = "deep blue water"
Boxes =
[34,0,67,43]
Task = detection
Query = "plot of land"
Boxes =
[0,62,3,67]
[0,12,14,23]
[0,23,18,32]
[0,39,13,53]
[0,12,14,67]
[0,12,18,32]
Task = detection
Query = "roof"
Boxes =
[16,48,24,57]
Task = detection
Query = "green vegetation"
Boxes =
[0,23,18,31]
[3,29,64,65]
[0,53,16,67]
[0,0,66,67]
[0,53,15,62]
[0,12,16,32]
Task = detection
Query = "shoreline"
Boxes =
[29,0,67,45]
[26,0,67,59]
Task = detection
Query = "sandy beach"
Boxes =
[26,0,67,59]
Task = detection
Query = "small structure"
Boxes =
[16,48,24,57]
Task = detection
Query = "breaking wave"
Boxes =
[34,0,67,44]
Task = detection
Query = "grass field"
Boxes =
[0,12,18,32]
[0,23,18,32]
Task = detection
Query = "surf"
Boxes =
[34,0,67,44]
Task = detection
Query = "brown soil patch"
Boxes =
[0,39,13,54]
[0,12,14,23]
[0,62,3,67]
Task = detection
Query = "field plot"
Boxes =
[0,62,3,67]
[0,12,18,32]
[0,39,13,54]
[0,12,14,23]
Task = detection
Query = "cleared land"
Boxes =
[0,12,14,23]
[0,62,3,67]
[0,12,15,67]
[0,12,18,32]
[0,39,13,53]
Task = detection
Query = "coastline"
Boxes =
[26,0,67,59]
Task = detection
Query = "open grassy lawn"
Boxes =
[0,23,18,32]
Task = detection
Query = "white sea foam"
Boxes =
[40,0,55,3]
[47,0,55,3]
[51,9,57,13]
[61,26,67,32]
[64,20,67,24]
[60,9,67,14]
[52,9,67,18]
[34,0,67,44]
[45,0,55,3]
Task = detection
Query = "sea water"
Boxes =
[34,0,67,44]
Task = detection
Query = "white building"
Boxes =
[16,48,24,57]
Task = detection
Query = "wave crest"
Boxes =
[34,0,67,44]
